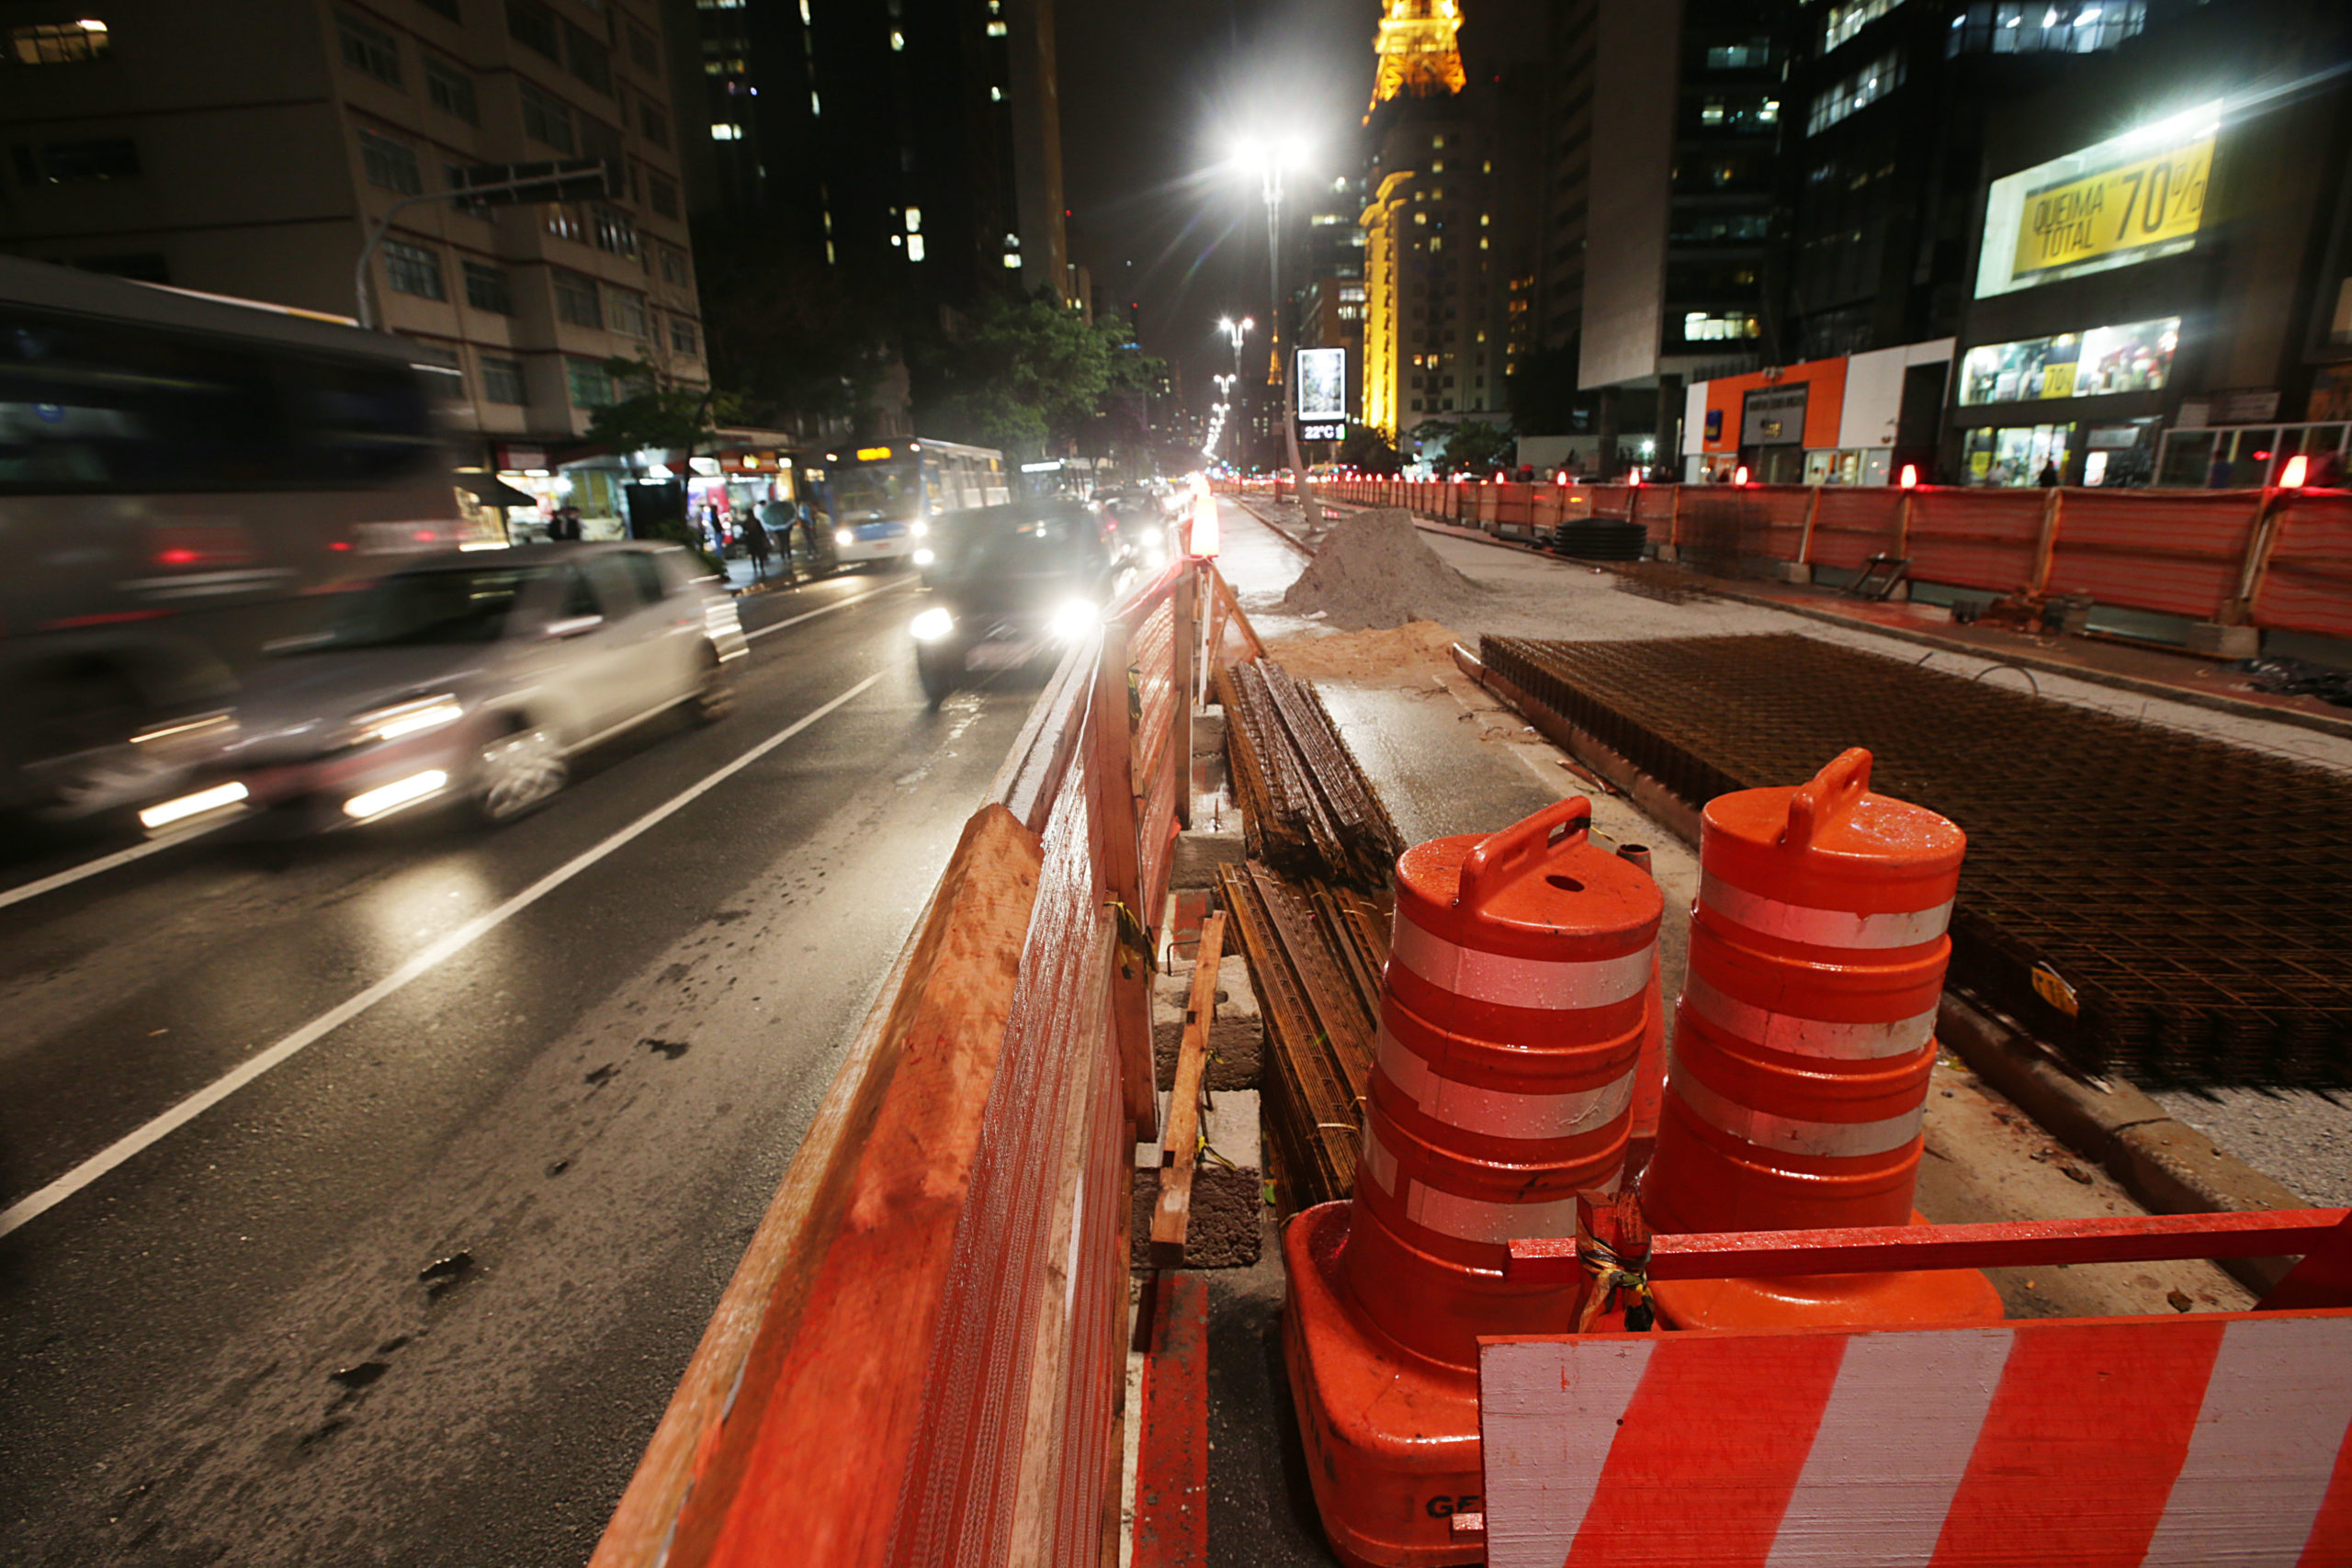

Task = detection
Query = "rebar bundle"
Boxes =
[1216,659,1403,891]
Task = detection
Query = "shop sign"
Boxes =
[1740,385,1808,446]
[1976,104,2219,298]
[498,445,548,471]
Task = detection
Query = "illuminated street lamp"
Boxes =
[1231,139,1320,524]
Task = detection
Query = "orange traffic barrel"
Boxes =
[1345,796,1660,1370]
[1641,748,2003,1330]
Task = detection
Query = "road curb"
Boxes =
[1451,638,2313,1292]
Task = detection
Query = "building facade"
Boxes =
[1,0,705,521]
[1358,0,1509,448]
[668,0,1068,309]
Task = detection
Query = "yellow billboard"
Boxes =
[2011,138,2212,284]
[1976,104,2222,298]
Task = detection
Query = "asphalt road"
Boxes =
[0,569,1042,1566]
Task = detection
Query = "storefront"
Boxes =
[1950,318,2179,486]
[1681,339,1952,484]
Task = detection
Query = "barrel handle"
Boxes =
[1782,748,1873,852]
[1457,796,1592,914]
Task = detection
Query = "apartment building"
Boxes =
[0,0,703,517]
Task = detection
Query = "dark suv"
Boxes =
[909,500,1123,705]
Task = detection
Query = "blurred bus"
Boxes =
[819,438,1009,569]
[0,254,462,817]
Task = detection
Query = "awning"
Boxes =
[453,470,538,508]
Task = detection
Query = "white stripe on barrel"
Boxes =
[1389,912,1654,1011]
[1701,872,1953,951]
[1377,1024,1635,1142]
[1359,1122,1614,1245]
[1670,1060,1924,1158]
[1684,972,1938,1062]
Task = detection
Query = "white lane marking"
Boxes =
[0,582,905,916]
[0,819,234,914]
[0,669,888,1240]
[744,577,914,640]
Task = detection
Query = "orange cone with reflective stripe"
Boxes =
[1641,748,2005,1331]
[1284,797,1661,1567]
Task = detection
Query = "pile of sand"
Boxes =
[1279,508,1490,630]
[1263,620,1464,683]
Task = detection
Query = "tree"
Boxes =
[912,291,1167,465]
[584,354,741,565]
[690,216,888,435]
[1338,425,1402,473]
[1444,419,1514,474]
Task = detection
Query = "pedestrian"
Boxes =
[743,508,774,581]
[2037,457,2061,488]
[550,504,582,542]
[758,497,797,581]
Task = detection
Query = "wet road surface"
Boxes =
[0,570,1039,1566]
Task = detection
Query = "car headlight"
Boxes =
[912,547,936,566]
[910,607,956,641]
[1049,598,1100,641]
[346,694,464,747]
[834,528,854,547]
[910,520,929,538]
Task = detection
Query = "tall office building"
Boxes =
[1295,173,1366,426]
[0,0,704,500]
[1359,0,1510,445]
[668,0,1068,309]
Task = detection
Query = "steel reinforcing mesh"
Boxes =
[1481,633,2352,1086]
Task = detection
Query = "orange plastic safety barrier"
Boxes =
[1640,749,2003,1332]
[1287,799,1660,1568]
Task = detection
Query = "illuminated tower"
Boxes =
[1368,0,1467,118]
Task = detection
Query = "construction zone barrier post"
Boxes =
[1639,747,2004,1331]
[1285,796,1660,1567]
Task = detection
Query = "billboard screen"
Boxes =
[1975,104,2219,299]
[1296,348,1347,422]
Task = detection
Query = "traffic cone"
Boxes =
[1284,798,1661,1566]
[1641,749,2004,1330]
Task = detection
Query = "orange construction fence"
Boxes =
[1274,477,2352,641]
[591,558,1255,1568]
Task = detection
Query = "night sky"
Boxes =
[1055,0,1542,413]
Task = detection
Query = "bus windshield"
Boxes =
[829,460,918,520]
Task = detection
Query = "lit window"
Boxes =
[712,122,741,139]
[799,0,810,19]
[986,19,1006,35]
[990,85,1002,100]
[810,90,820,113]
[1002,253,1023,268]
[908,234,926,261]
[904,206,922,232]
[826,240,837,264]
[381,240,445,300]
[8,19,110,64]
[1414,211,1427,225]
[1431,159,1443,172]
[890,28,904,49]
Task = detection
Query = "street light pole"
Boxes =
[1250,152,1319,525]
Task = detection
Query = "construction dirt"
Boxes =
[1278,508,1492,630]
[1262,620,1464,683]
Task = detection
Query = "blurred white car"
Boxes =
[164,543,746,829]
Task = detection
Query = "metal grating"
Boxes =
[1482,633,2352,1087]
